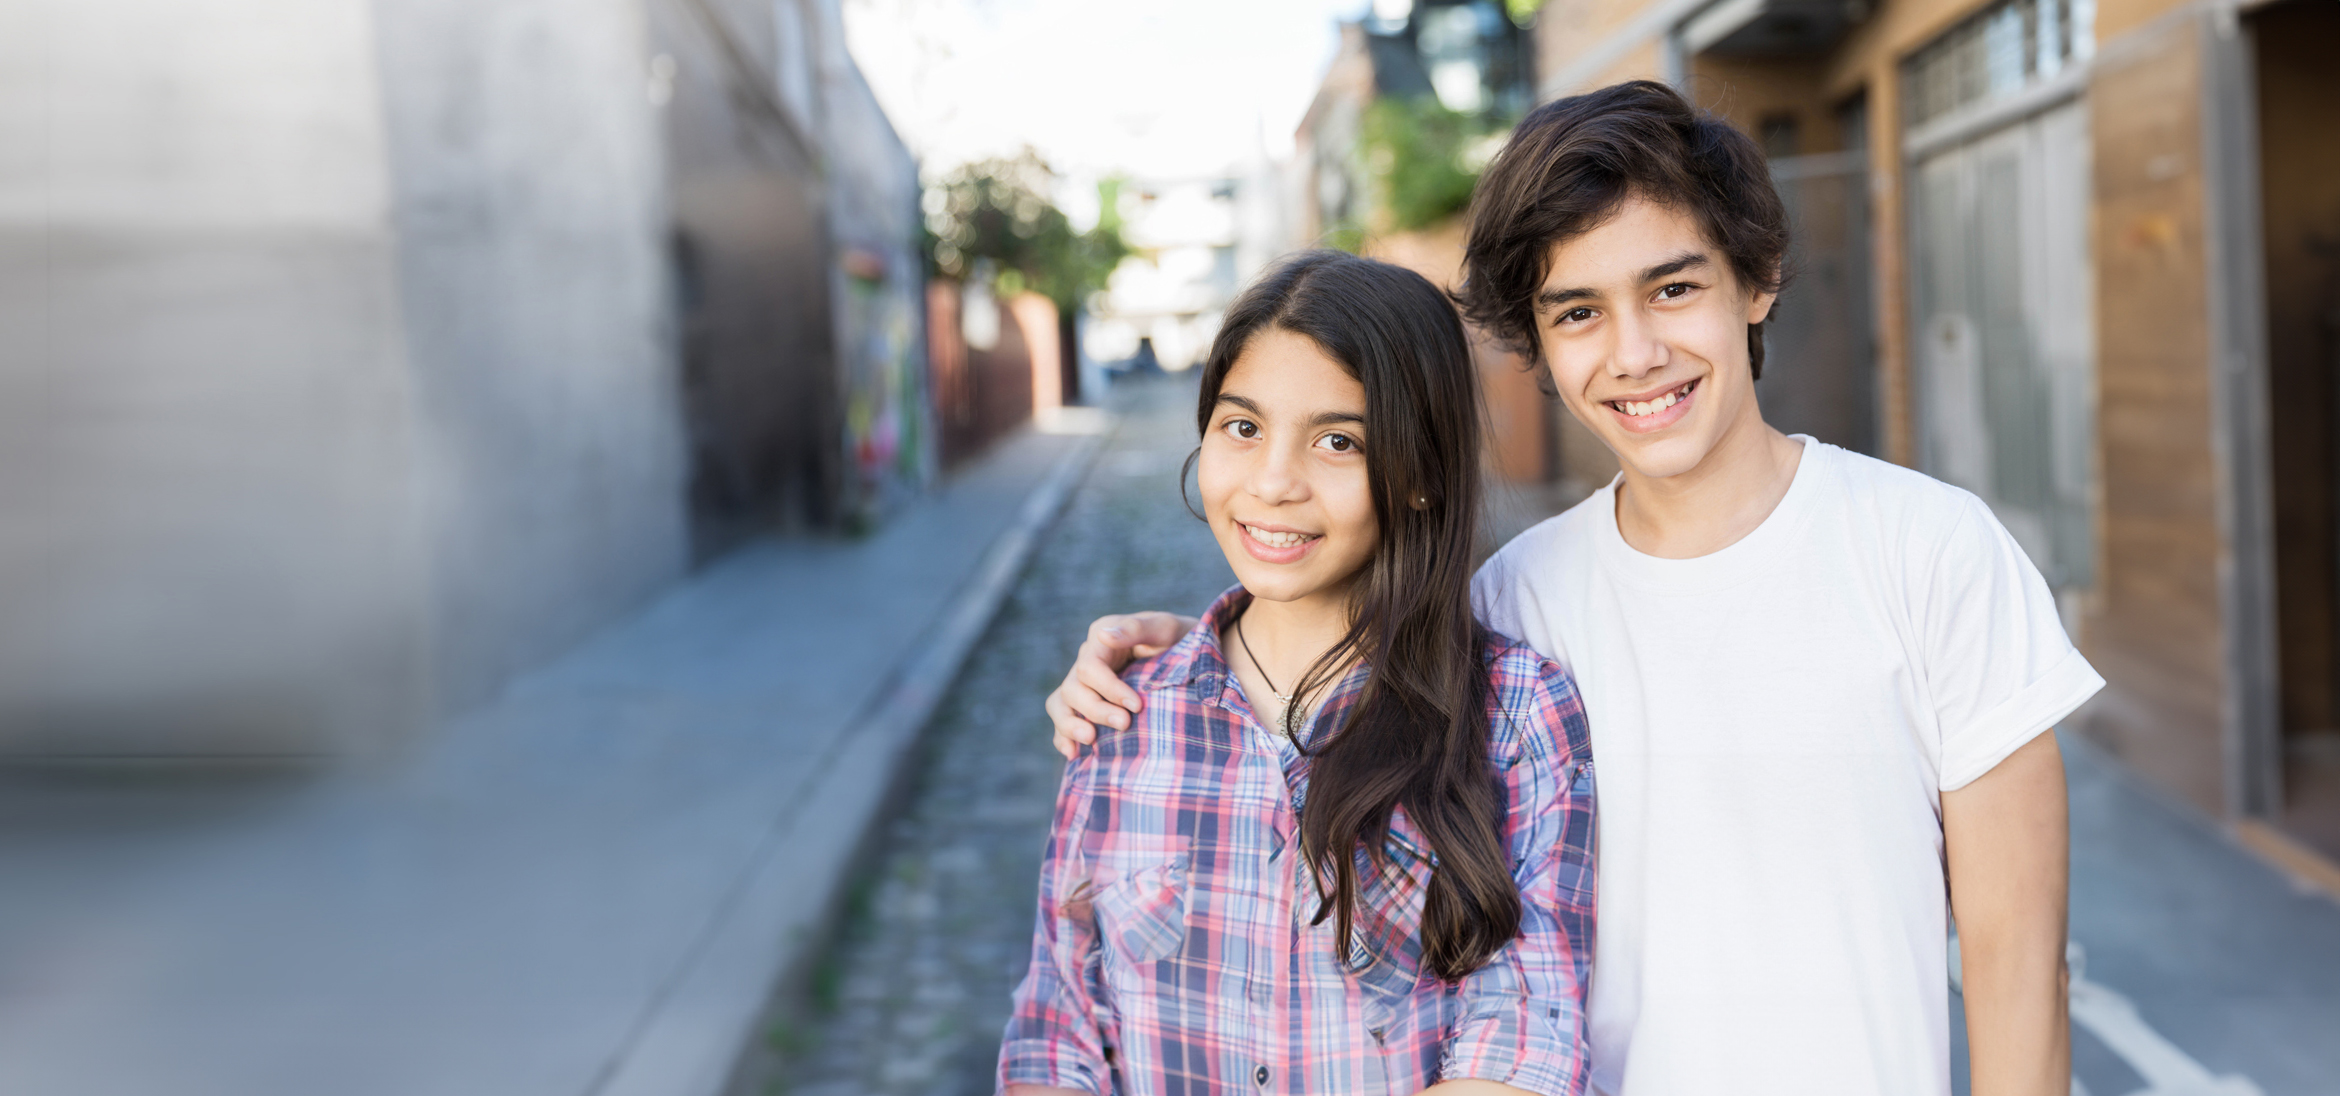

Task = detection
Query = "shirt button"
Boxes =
[1255,1065,1270,1086]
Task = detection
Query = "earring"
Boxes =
[1410,493,1432,511]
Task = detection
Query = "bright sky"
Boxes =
[842,0,1372,184]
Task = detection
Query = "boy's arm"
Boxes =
[1943,730,2071,1096]
[1044,612,1195,758]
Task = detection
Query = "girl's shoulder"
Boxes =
[1478,630,1592,770]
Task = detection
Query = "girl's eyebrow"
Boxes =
[1214,392,1363,429]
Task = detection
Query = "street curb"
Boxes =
[588,421,1113,1096]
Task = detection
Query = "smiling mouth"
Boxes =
[1241,523,1320,549]
[1607,379,1697,418]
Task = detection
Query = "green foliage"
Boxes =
[1322,219,1369,254]
[922,150,1132,313]
[1360,95,1489,233]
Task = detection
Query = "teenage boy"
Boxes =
[1042,81,2098,1096]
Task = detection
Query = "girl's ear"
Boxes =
[1409,492,1432,511]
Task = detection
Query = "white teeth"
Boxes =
[1244,524,1314,548]
[1618,386,1687,417]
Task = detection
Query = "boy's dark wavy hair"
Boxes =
[1457,79,1790,378]
[1194,249,1519,982]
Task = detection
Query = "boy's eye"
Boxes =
[1315,432,1358,453]
[1555,306,1595,326]
[1656,282,1695,300]
[1223,418,1259,440]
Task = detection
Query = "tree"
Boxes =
[1361,95,1493,234]
[921,150,1130,315]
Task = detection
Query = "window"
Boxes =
[1901,0,2092,128]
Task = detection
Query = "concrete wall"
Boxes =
[653,0,927,542]
[654,0,840,549]
[0,0,691,754]
[815,7,932,522]
[375,0,689,714]
[0,0,430,754]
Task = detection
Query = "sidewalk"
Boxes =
[0,418,1108,1096]
[1949,731,2340,1096]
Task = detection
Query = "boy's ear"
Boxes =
[1745,286,1778,325]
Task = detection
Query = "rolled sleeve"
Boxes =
[996,757,1110,1094]
[1443,658,1597,1095]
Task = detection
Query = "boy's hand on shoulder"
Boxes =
[1045,612,1192,759]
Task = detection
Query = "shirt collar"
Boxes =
[1139,585,1374,747]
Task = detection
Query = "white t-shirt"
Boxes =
[1472,435,2103,1096]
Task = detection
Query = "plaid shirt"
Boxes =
[1000,586,1596,1096]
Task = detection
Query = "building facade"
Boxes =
[0,0,924,756]
[1530,0,2340,859]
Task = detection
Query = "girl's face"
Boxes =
[1199,328,1380,610]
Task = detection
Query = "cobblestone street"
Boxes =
[755,375,1232,1096]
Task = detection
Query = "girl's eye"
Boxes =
[1315,432,1358,453]
[1222,418,1259,440]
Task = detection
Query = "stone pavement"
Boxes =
[0,415,1105,1096]
[740,373,1234,1096]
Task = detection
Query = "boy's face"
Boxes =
[1198,329,1380,610]
[1533,195,1775,482]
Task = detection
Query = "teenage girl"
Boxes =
[996,250,1596,1096]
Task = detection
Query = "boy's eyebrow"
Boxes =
[1534,250,1715,309]
[1639,250,1712,283]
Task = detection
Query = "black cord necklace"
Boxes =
[1233,612,1297,717]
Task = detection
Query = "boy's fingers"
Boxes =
[1066,676,1132,731]
[1043,688,1076,758]
[1074,644,1142,716]
[1043,691,1086,759]
[1124,611,1190,649]
[1085,615,1144,666]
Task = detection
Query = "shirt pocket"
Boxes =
[1081,832,1192,977]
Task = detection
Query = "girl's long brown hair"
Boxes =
[1196,249,1518,981]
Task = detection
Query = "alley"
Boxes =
[760,375,2340,1096]
[747,374,1236,1096]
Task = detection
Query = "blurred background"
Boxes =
[1,0,2336,1093]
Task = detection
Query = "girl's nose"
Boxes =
[1245,444,1309,504]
